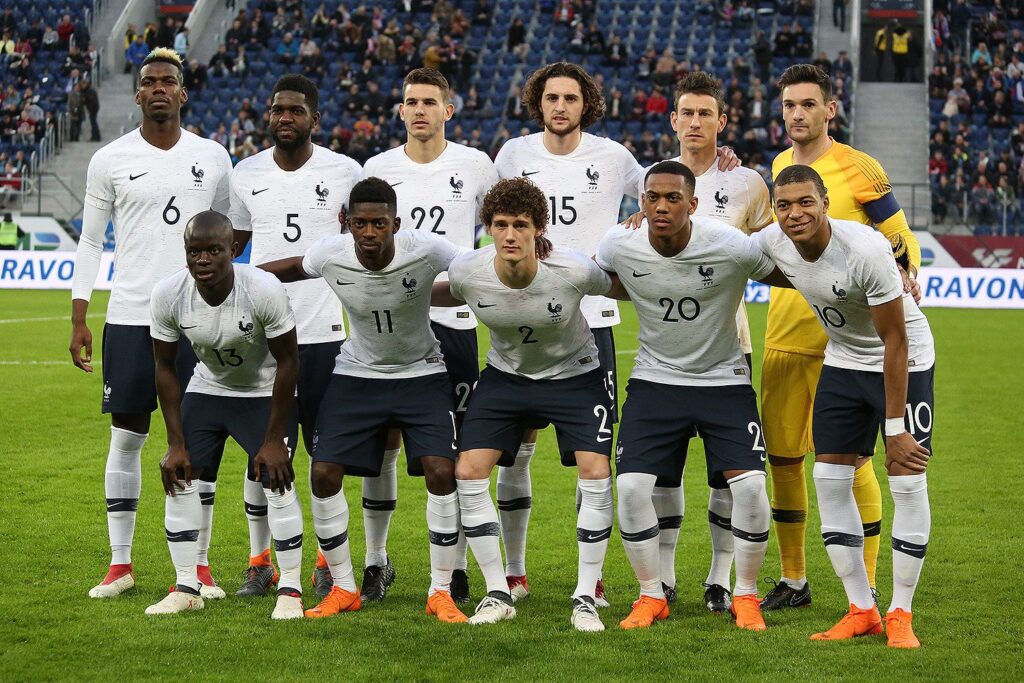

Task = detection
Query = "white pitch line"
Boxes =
[0,313,104,324]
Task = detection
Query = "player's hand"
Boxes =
[254,439,294,495]
[160,446,192,496]
[623,210,644,230]
[70,321,93,373]
[898,266,922,304]
[716,145,741,171]
[884,432,930,473]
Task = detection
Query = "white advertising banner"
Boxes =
[744,267,1024,309]
[2,254,1023,309]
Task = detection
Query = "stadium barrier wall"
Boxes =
[3,252,1023,309]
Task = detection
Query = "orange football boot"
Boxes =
[811,604,883,640]
[731,594,767,631]
[885,609,921,648]
[304,586,361,618]
[426,590,468,623]
[619,595,670,629]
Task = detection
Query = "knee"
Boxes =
[577,456,611,481]
[615,472,654,510]
[455,453,490,481]
[422,457,456,495]
[310,463,341,498]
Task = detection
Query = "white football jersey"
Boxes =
[596,217,775,386]
[363,142,498,330]
[150,265,295,397]
[650,159,773,354]
[229,145,361,344]
[495,132,644,328]
[83,128,232,325]
[302,230,459,378]
[449,247,611,380]
[754,219,935,372]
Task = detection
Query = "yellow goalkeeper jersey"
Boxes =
[768,140,921,356]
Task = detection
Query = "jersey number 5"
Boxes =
[549,196,577,225]
[284,213,301,243]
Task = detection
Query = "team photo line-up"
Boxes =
[70,47,933,646]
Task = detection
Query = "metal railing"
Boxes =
[891,182,932,229]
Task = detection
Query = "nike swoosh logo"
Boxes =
[632,270,651,278]
[180,325,197,329]
[579,531,607,542]
[440,535,458,545]
[283,538,302,549]
[477,301,496,308]
[336,280,354,286]
[251,188,270,195]
[596,435,611,443]
[389,182,404,187]
[521,170,539,177]
[782,271,796,277]
[129,172,148,181]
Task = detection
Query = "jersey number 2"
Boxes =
[411,206,445,234]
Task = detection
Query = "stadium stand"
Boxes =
[181,0,836,186]
[0,2,97,206]
[930,0,1024,235]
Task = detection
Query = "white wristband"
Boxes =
[884,418,906,437]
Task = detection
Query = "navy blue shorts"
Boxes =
[813,365,936,457]
[101,323,196,414]
[311,372,457,477]
[431,322,480,428]
[615,379,767,489]
[460,366,614,466]
[592,326,618,423]
[292,340,342,450]
[181,392,283,486]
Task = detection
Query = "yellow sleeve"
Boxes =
[845,150,922,272]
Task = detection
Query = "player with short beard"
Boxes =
[359,68,498,605]
[71,48,232,600]
[228,73,362,599]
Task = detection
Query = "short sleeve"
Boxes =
[859,234,904,306]
[493,141,514,178]
[746,174,773,231]
[149,281,180,342]
[620,146,645,199]
[594,229,619,272]
[84,150,114,209]
[447,253,469,301]
[302,234,335,278]
[476,154,500,205]
[733,231,776,280]
[425,232,461,271]
[581,255,613,296]
[750,224,776,258]
[227,169,252,232]
[256,273,296,339]
[210,148,232,214]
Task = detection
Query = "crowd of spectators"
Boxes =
[1,4,95,200]
[930,0,1024,234]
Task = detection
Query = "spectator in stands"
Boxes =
[507,18,527,59]
[652,49,677,87]
[605,35,628,69]
[630,87,647,120]
[929,64,950,99]
[972,41,993,68]
[0,32,15,62]
[208,44,231,78]
[891,22,911,82]
[64,68,84,96]
[813,51,832,75]
[991,89,1012,128]
[506,84,525,119]
[969,77,989,115]
[233,45,248,74]
[277,32,299,64]
[748,88,768,127]
[636,129,658,165]
[81,79,100,142]
[225,19,247,51]
[585,23,605,55]
[63,46,90,76]
[175,27,190,58]
[833,0,847,32]
[774,25,794,56]
[929,150,949,179]
[15,107,35,146]
[11,56,34,89]
[127,35,149,90]
[57,15,75,48]
[67,81,84,142]
[932,173,953,224]
[971,175,997,234]
[41,25,59,52]
[792,23,812,57]
[554,1,575,25]
[646,85,668,119]
[607,88,624,120]
[832,50,853,80]
[996,175,1018,235]
[473,1,492,26]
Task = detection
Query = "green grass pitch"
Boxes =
[1,290,1021,681]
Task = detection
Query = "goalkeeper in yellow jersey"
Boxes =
[760,64,921,611]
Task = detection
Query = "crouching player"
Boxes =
[434,177,616,632]
[147,211,304,619]
[596,161,791,630]
[757,165,934,648]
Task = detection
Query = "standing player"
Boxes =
[228,74,362,599]
[758,166,934,648]
[436,177,615,632]
[70,48,232,599]
[491,61,643,603]
[645,72,774,613]
[761,64,921,610]
[597,161,787,631]
[359,68,498,604]
[146,212,304,620]
[260,178,467,624]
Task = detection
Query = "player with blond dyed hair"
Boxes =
[71,47,232,600]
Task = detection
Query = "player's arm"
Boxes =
[227,170,253,252]
[258,256,309,283]
[756,267,794,289]
[870,298,930,474]
[253,327,299,494]
[431,280,466,306]
[69,199,112,372]
[153,338,191,496]
[603,272,630,300]
[852,153,922,277]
